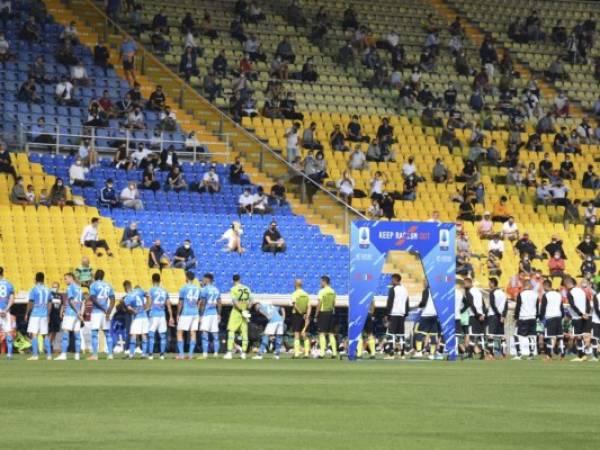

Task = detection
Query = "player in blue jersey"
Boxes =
[25,272,53,360]
[148,273,173,360]
[123,281,150,359]
[0,267,16,359]
[199,273,222,359]
[88,269,116,360]
[177,271,201,360]
[252,301,286,360]
[55,273,85,361]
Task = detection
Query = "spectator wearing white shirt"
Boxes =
[131,143,156,169]
[68,158,94,187]
[501,216,519,243]
[253,186,272,214]
[243,33,266,62]
[70,62,89,86]
[159,106,177,131]
[120,181,143,210]
[550,180,570,206]
[77,138,98,166]
[80,217,113,256]
[126,107,145,129]
[367,198,384,219]
[336,170,355,204]
[402,156,417,178]
[199,165,220,193]
[370,171,386,202]
[0,31,15,62]
[284,122,301,163]
[60,21,79,45]
[184,31,197,50]
[217,221,244,254]
[55,75,78,106]
[347,145,367,170]
[238,187,254,215]
[488,234,505,259]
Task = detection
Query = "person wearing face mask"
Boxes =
[49,177,67,207]
[262,221,286,254]
[199,165,220,194]
[238,187,254,215]
[68,158,94,187]
[99,178,120,209]
[120,181,143,210]
[172,239,197,270]
[581,255,597,277]
[577,234,598,260]
[548,252,566,279]
[10,176,28,205]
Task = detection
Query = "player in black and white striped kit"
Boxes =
[538,279,565,360]
[565,277,591,362]
[591,289,600,362]
[464,278,486,359]
[513,280,539,360]
[486,278,507,359]
[384,273,409,359]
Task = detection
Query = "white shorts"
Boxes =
[150,316,168,333]
[264,321,284,336]
[200,314,219,333]
[130,317,149,335]
[27,316,49,335]
[177,315,199,332]
[91,312,111,330]
[0,314,14,332]
[62,315,81,332]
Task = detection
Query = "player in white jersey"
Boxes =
[513,280,539,360]
[0,267,16,359]
[592,289,600,362]
[538,279,565,360]
[565,277,592,362]
[464,278,486,359]
[486,278,508,359]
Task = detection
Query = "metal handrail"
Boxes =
[82,0,366,228]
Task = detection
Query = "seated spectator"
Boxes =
[347,115,370,143]
[348,145,367,171]
[165,166,187,192]
[85,101,108,127]
[55,76,79,106]
[403,174,418,201]
[367,198,384,219]
[279,92,303,120]
[369,171,387,202]
[546,58,568,82]
[60,21,79,45]
[486,140,501,165]
[488,234,505,259]
[301,122,323,150]
[492,196,510,222]
[583,165,600,189]
[56,40,79,66]
[18,77,42,104]
[515,233,537,259]
[113,144,134,171]
[304,150,327,184]
[49,177,68,207]
[28,55,54,85]
[456,230,470,254]
[487,251,502,277]
[583,205,597,235]
[519,255,533,275]
[566,130,581,154]
[243,34,266,62]
[553,127,569,153]
[121,222,142,249]
[20,16,41,42]
[217,221,245,254]
[576,235,597,260]
[275,36,295,63]
[159,106,177,132]
[126,107,145,130]
[581,256,596,277]
[270,179,286,206]
[559,155,576,180]
[179,46,199,81]
[99,179,120,209]
[336,171,355,204]
[172,239,197,270]
[301,57,318,82]
[184,132,206,156]
[77,139,98,167]
[120,181,143,210]
[239,54,257,81]
[456,251,474,277]
[548,252,566,278]
[551,19,567,45]
[457,195,476,220]
[544,235,566,259]
[131,143,155,169]
[477,212,494,239]
[10,176,28,205]
[212,50,228,78]
[117,93,135,117]
[0,141,17,181]
[68,158,94,187]
[200,10,218,39]
[199,164,220,193]
[230,18,247,44]
[229,157,249,185]
[70,62,89,86]
[80,217,113,257]
[127,82,143,107]
[140,164,160,192]
[330,124,349,152]
[550,180,570,206]
[0,31,15,62]
[248,1,266,22]
[238,187,254,215]
[262,221,286,254]
[524,162,538,187]
[93,40,112,75]
[147,85,166,111]
[181,12,197,34]
[151,29,171,54]
[253,186,272,215]
[535,180,553,208]
[148,239,170,269]
[576,117,594,144]
[526,133,543,152]
[501,216,519,242]
[552,91,569,118]
[366,137,390,162]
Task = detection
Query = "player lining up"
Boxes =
[88,270,116,360]
[199,273,221,359]
[224,274,251,360]
[177,271,201,360]
[384,273,409,360]
[123,281,150,359]
[486,278,508,358]
[148,273,172,360]
[25,272,53,361]
[0,267,16,359]
[55,273,85,360]
[316,276,337,359]
[513,280,539,360]
[538,279,565,360]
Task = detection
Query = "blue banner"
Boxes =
[348,221,456,361]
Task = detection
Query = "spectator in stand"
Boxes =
[336,171,355,204]
[77,139,98,167]
[488,234,505,259]
[203,71,223,102]
[99,179,120,209]
[280,92,303,120]
[68,158,94,188]
[229,157,248,185]
[535,180,553,209]
[0,31,15,62]
[330,124,349,152]
[478,212,494,239]
[284,122,301,163]
[29,56,55,85]
[199,164,220,194]
[131,143,155,169]
[346,115,370,143]
[270,179,286,206]
[121,222,142,249]
[577,235,598,260]
[253,187,272,215]
[544,235,566,259]
[147,85,166,111]
[550,179,570,207]
[126,106,145,130]
[552,90,569,118]
[93,40,112,75]
[582,165,600,189]
[80,217,113,257]
[348,145,367,171]
[380,191,395,220]
[275,36,295,63]
[262,221,286,254]
[548,252,566,278]
[515,233,538,259]
[172,239,197,270]
[501,216,519,243]
[49,177,67,207]
[581,256,597,277]
[238,187,254,215]
[248,1,265,23]
[301,122,323,151]
[140,164,160,192]
[0,141,17,181]
[553,127,569,153]
[212,50,228,78]
[120,181,143,210]
[159,106,177,132]
[148,239,170,270]
[165,166,187,192]
[492,196,510,222]
[367,198,384,219]
[559,154,576,180]
[243,34,266,62]
[18,77,42,104]
[179,46,199,81]
[217,221,245,254]
[583,205,597,235]
[119,37,137,86]
[20,15,40,42]
[10,176,28,205]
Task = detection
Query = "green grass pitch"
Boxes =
[1,356,599,450]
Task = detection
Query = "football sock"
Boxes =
[159,333,167,354]
[202,332,209,354]
[61,332,69,354]
[91,330,99,356]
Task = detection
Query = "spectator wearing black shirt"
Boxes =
[181,12,196,33]
[149,239,169,269]
[127,82,143,107]
[380,192,395,220]
[582,165,600,189]
[147,85,166,111]
[229,157,248,185]
[172,240,197,270]
[553,127,569,153]
[544,236,566,259]
[515,233,538,259]
[270,179,286,206]
[330,124,349,152]
[347,115,369,143]
[213,50,228,78]
[262,221,286,254]
[94,40,112,75]
[559,155,576,180]
[538,153,553,179]
[443,83,458,109]
[121,222,142,249]
[0,141,17,181]
[576,235,597,260]
[179,46,199,81]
